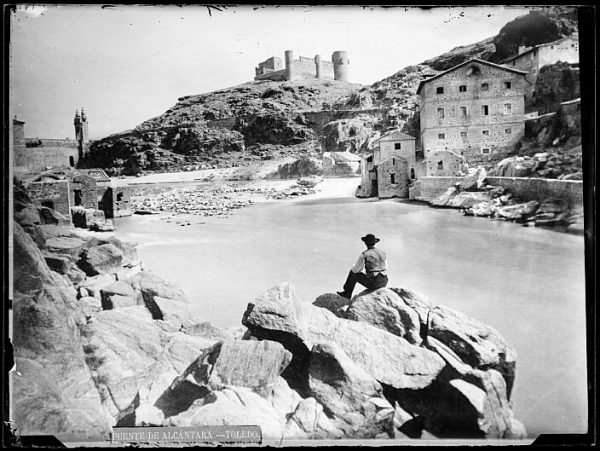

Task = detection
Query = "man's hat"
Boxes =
[361,234,380,245]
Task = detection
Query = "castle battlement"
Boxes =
[254,50,349,82]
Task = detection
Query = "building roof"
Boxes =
[378,130,416,142]
[416,58,528,95]
[13,118,25,125]
[80,169,111,182]
[501,34,579,65]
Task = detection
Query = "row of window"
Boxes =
[436,103,512,119]
[437,128,512,139]
[436,81,512,95]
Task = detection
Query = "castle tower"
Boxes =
[284,50,295,81]
[314,54,322,79]
[332,50,350,82]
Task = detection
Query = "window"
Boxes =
[505,128,512,134]
[438,133,445,140]
[69,156,75,167]
[437,161,444,170]
[117,192,124,201]
[481,83,489,91]
[512,61,516,66]
[390,173,396,184]
[459,85,467,92]
[410,168,415,180]
[394,143,401,150]
[436,87,444,94]
[437,108,445,119]
[460,131,468,138]
[533,68,537,75]
[392,158,395,166]
[482,105,489,115]
[482,130,490,136]
[459,106,467,117]
[74,189,83,206]
[504,81,512,89]
[468,66,481,76]
[481,148,490,154]
[504,103,512,114]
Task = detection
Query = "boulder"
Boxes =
[77,244,124,276]
[284,397,344,439]
[242,283,445,391]
[125,271,187,303]
[43,253,74,274]
[345,288,422,344]
[165,386,287,440]
[81,305,216,421]
[163,340,292,399]
[427,305,517,397]
[14,205,41,229]
[389,288,432,329]
[430,191,492,209]
[460,168,487,191]
[313,292,350,317]
[66,266,87,286]
[45,236,85,258]
[100,281,139,310]
[32,224,80,247]
[308,343,395,438]
[79,296,102,317]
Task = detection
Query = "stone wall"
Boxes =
[14,146,79,172]
[419,62,526,165]
[27,180,71,217]
[409,175,583,207]
[69,175,98,209]
[377,156,410,198]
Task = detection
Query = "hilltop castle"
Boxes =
[254,50,349,82]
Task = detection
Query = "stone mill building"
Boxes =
[417,59,528,176]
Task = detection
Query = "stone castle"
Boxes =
[13,108,91,174]
[254,50,349,82]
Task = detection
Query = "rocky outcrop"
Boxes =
[320,116,376,153]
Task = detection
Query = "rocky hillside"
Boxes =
[79,80,362,176]
[13,181,527,441]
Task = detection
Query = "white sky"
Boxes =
[10,4,533,139]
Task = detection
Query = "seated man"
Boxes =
[337,233,388,299]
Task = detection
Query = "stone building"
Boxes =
[501,34,579,106]
[357,131,420,198]
[12,109,91,173]
[417,59,528,175]
[254,50,349,82]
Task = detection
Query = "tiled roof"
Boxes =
[81,169,111,182]
[379,131,416,142]
[416,58,528,95]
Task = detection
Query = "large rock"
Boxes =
[125,271,187,303]
[39,206,70,225]
[427,305,517,397]
[14,205,41,229]
[43,252,75,274]
[284,397,344,440]
[171,340,292,397]
[77,243,124,276]
[389,287,432,329]
[430,190,492,209]
[45,236,86,258]
[99,280,140,310]
[32,224,80,247]
[308,343,395,438]
[242,283,445,391]
[165,386,288,439]
[313,292,350,317]
[345,288,422,344]
[12,222,112,440]
[81,305,216,421]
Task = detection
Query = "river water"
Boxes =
[113,178,587,437]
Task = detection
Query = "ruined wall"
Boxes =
[409,175,583,207]
[254,69,287,82]
[377,156,410,198]
[420,62,527,165]
[27,180,71,217]
[14,145,79,172]
[69,175,98,209]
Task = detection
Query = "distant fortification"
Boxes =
[254,50,349,82]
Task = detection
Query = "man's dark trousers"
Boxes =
[340,270,388,298]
